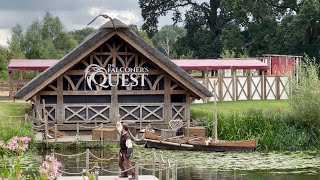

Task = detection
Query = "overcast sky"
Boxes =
[0,0,178,47]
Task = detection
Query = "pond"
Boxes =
[35,146,320,180]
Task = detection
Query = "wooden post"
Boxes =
[203,70,209,103]
[24,114,28,123]
[186,93,190,137]
[276,75,280,100]
[94,163,99,180]
[36,94,41,126]
[232,71,236,101]
[42,99,49,149]
[262,71,265,100]
[172,164,177,180]
[218,73,223,102]
[159,153,163,180]
[135,163,139,180]
[100,123,103,147]
[54,124,57,143]
[212,83,218,142]
[247,74,252,100]
[56,76,64,125]
[164,76,172,123]
[76,123,79,137]
[110,86,118,122]
[152,148,156,176]
[166,158,170,180]
[86,148,90,172]
[8,71,13,98]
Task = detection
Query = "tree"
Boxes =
[70,27,95,44]
[139,0,225,58]
[7,24,24,59]
[221,0,320,63]
[0,47,9,80]
[151,25,186,58]
[23,20,44,59]
[23,12,77,59]
[128,24,154,46]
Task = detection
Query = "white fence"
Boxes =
[194,75,290,103]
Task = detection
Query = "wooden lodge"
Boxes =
[14,19,212,129]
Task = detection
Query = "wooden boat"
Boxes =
[144,131,258,152]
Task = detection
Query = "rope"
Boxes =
[139,166,171,171]
[129,130,145,142]
[59,167,95,175]
[79,125,100,129]
[100,166,135,174]
[0,112,25,118]
[53,151,86,157]
[89,152,117,161]
[33,124,45,128]
[160,153,166,164]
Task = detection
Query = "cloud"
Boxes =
[0,0,184,46]
[0,29,10,47]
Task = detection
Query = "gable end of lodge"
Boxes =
[14,19,212,128]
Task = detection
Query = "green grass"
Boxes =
[0,100,34,148]
[191,100,289,116]
[0,100,31,123]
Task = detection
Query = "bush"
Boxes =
[289,58,320,128]
[0,122,35,150]
[192,109,320,151]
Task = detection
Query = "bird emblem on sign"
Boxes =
[84,64,109,90]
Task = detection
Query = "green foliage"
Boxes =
[0,101,34,149]
[151,25,186,58]
[7,24,25,59]
[22,12,77,59]
[70,27,95,44]
[191,101,320,151]
[289,57,320,127]
[139,0,224,58]
[0,47,9,80]
[139,0,320,61]
[129,24,154,46]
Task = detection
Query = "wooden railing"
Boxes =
[194,75,290,103]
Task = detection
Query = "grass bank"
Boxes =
[0,100,34,148]
[191,100,320,151]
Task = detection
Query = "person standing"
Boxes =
[116,114,135,180]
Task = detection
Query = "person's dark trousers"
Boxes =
[118,152,135,178]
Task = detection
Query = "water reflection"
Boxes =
[35,148,320,180]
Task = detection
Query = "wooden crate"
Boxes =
[92,128,118,140]
[185,127,206,137]
[161,129,176,138]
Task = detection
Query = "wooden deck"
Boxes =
[58,175,158,180]
[35,133,118,147]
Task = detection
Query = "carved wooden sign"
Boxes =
[84,64,149,90]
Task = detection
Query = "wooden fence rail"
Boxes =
[194,74,290,103]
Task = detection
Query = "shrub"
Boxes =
[193,109,320,151]
[289,57,320,128]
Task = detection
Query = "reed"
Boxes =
[191,108,320,151]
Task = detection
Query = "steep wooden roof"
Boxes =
[14,19,212,100]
